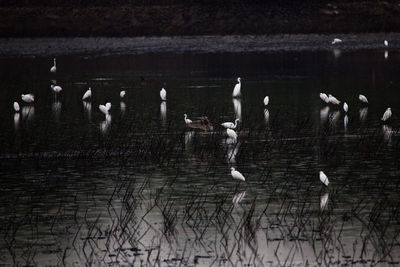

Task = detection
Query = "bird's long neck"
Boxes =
[54,59,56,67]
[234,119,238,127]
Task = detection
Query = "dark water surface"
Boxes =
[0,45,400,265]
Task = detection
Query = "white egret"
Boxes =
[381,108,392,122]
[384,40,389,47]
[221,118,239,129]
[331,38,342,45]
[52,85,62,93]
[99,103,111,115]
[160,88,167,101]
[320,93,329,103]
[320,193,329,210]
[13,102,20,112]
[21,94,34,103]
[263,96,269,106]
[120,90,126,98]
[184,114,192,124]
[226,128,238,142]
[328,94,340,105]
[50,58,56,73]
[232,77,241,98]
[319,171,329,186]
[358,94,368,104]
[230,167,245,181]
[232,98,242,119]
[82,88,92,101]
[343,102,348,113]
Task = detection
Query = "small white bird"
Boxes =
[99,102,111,115]
[384,40,389,47]
[263,96,269,106]
[328,94,340,105]
[358,94,368,104]
[120,90,126,98]
[52,85,62,93]
[82,88,92,101]
[221,118,239,129]
[230,167,245,181]
[184,114,192,124]
[319,171,329,186]
[343,102,348,113]
[21,94,34,103]
[381,108,392,122]
[320,93,329,103]
[160,88,167,101]
[226,128,238,141]
[13,102,20,112]
[232,77,241,98]
[332,38,342,45]
[50,58,56,73]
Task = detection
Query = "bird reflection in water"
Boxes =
[264,109,269,125]
[359,107,368,122]
[320,106,330,124]
[233,98,241,119]
[100,115,112,134]
[14,113,20,130]
[320,193,329,211]
[232,191,246,205]
[160,102,166,124]
[22,106,34,121]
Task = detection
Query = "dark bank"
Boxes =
[1,0,399,37]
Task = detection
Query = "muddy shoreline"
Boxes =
[0,1,399,37]
[0,34,399,56]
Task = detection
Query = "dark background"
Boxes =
[0,0,399,37]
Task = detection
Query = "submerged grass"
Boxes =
[0,109,400,265]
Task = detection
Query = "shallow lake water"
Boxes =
[0,44,400,266]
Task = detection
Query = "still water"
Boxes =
[0,48,400,265]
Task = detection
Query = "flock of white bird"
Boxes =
[11,43,394,188]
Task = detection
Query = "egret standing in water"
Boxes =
[331,38,342,45]
[50,58,56,73]
[359,94,368,104]
[184,114,192,124]
[21,94,34,104]
[328,94,340,105]
[160,88,167,101]
[343,102,348,113]
[384,40,389,47]
[320,93,329,103]
[221,118,239,129]
[232,77,241,98]
[319,171,329,186]
[13,102,20,112]
[381,108,392,122]
[263,96,269,106]
[99,102,111,115]
[230,167,245,181]
[226,128,238,142]
[120,90,126,98]
[82,88,92,101]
